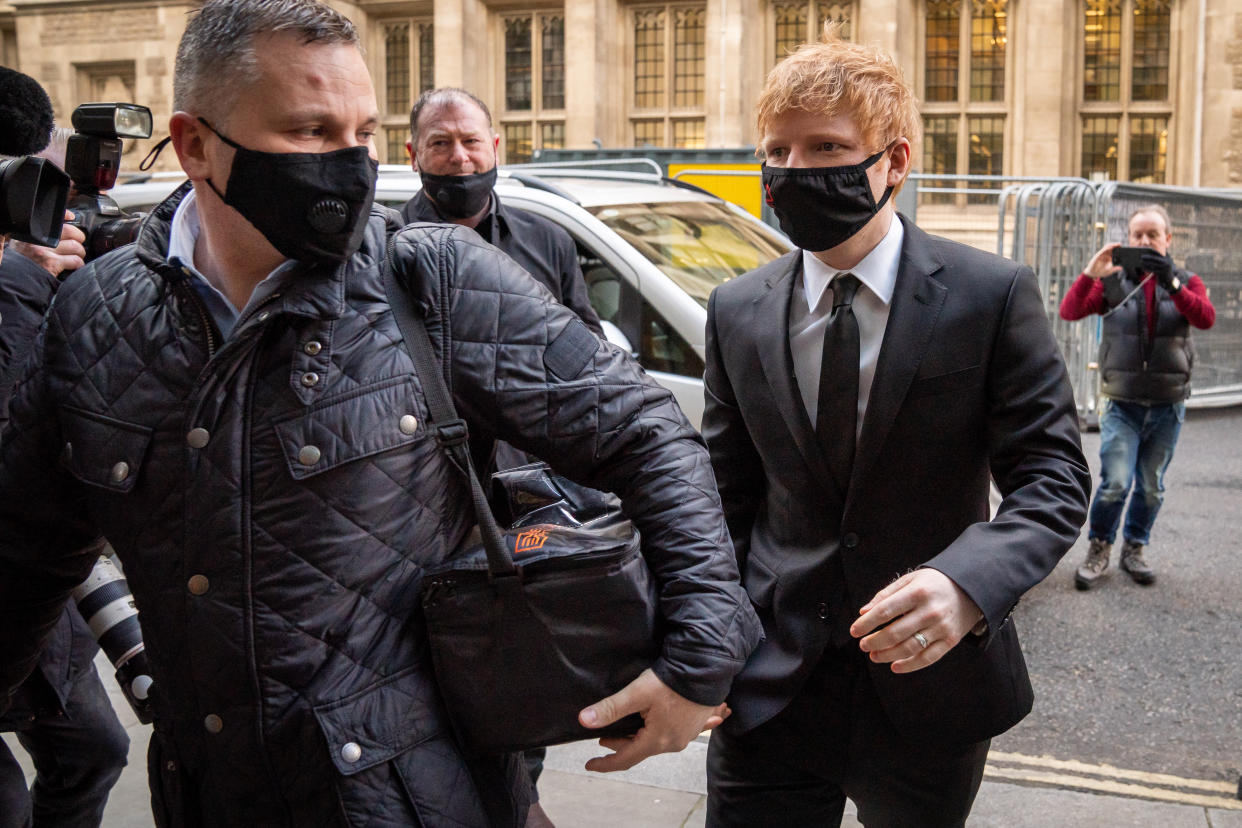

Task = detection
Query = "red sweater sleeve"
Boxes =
[1171,274,1216,330]
[1059,273,1106,320]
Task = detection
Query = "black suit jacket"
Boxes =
[702,216,1090,745]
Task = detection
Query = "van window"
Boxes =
[590,201,786,307]
[579,250,705,378]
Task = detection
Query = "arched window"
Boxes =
[499,12,567,163]
[771,2,856,66]
[1079,0,1172,183]
[378,19,434,164]
[629,4,707,148]
[920,0,1009,199]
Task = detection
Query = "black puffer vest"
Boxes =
[1098,268,1195,404]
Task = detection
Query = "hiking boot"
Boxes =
[1074,538,1111,590]
[1120,540,1157,585]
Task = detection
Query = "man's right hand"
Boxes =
[1084,242,1123,280]
[11,210,87,278]
[578,668,729,773]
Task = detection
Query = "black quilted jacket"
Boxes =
[0,183,761,827]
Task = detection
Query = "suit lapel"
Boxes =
[753,255,834,483]
[849,219,947,505]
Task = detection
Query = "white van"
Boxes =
[110,164,792,427]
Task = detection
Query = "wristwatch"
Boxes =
[1168,276,1182,294]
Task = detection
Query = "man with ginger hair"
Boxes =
[701,31,1089,826]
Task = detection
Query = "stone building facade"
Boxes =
[1,0,1239,187]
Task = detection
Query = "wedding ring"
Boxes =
[913,631,930,650]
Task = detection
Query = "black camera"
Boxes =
[66,103,153,262]
[70,554,154,723]
[1,155,70,248]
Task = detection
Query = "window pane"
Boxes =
[925,0,960,103]
[673,7,706,108]
[418,23,435,95]
[673,118,705,149]
[540,122,566,150]
[1081,115,1119,181]
[504,122,533,164]
[923,116,959,174]
[923,115,959,204]
[542,15,566,110]
[967,115,1003,176]
[773,2,809,65]
[633,118,664,146]
[385,128,408,166]
[505,17,533,111]
[1132,0,1170,101]
[634,9,666,108]
[817,2,853,40]
[1083,0,1121,102]
[385,23,411,114]
[969,0,1007,103]
[1129,116,1168,184]
[967,115,1003,202]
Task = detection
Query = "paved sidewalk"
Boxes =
[5,655,1239,826]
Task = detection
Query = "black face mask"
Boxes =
[199,119,378,265]
[418,168,497,219]
[761,149,893,252]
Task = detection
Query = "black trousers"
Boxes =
[707,644,989,828]
[0,667,129,828]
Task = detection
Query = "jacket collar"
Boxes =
[136,180,376,324]
[848,215,947,505]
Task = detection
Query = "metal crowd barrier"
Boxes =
[530,162,1242,415]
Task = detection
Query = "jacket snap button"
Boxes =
[399,415,418,435]
[843,532,859,549]
[301,372,320,387]
[340,742,362,764]
[298,445,322,466]
[186,428,210,449]
[187,575,209,595]
[817,602,830,620]
[258,311,270,322]
[110,461,130,483]
[304,340,323,356]
[203,714,223,734]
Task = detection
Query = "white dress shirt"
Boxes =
[168,188,295,340]
[789,217,904,437]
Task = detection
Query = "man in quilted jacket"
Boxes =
[0,1,761,825]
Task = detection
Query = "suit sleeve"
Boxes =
[700,289,763,570]
[925,266,1091,638]
[400,226,761,705]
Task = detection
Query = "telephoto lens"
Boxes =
[71,555,154,723]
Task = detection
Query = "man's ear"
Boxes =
[406,140,417,172]
[886,138,913,187]
[493,133,501,162]
[169,112,211,181]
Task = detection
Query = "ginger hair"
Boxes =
[756,24,922,167]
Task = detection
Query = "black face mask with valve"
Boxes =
[761,149,894,252]
[417,168,497,220]
[199,118,378,266]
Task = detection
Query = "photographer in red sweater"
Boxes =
[1060,204,1215,590]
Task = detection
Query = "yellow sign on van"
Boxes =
[667,162,764,217]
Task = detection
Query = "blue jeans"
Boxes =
[1087,398,1185,546]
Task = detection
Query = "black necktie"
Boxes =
[816,273,860,495]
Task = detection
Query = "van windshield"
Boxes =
[589,202,788,307]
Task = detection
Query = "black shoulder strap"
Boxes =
[381,232,516,578]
